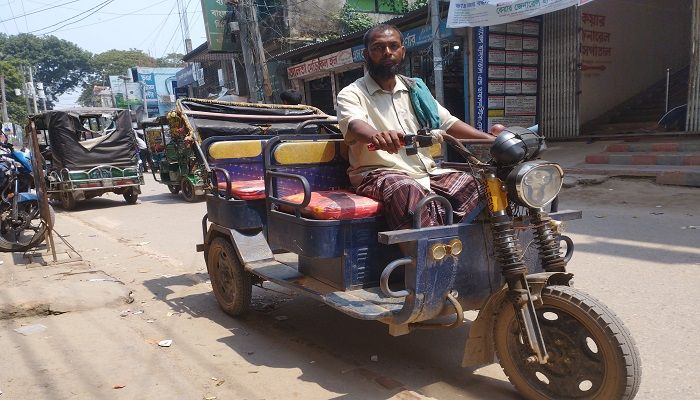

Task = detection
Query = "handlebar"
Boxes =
[367,131,437,155]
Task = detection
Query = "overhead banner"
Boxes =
[447,0,591,28]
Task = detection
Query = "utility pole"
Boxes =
[249,0,272,102]
[20,66,31,115]
[236,0,272,103]
[178,0,193,53]
[431,0,444,104]
[236,1,260,102]
[1,75,8,122]
[27,65,39,114]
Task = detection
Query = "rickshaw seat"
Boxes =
[280,190,382,220]
[216,179,266,200]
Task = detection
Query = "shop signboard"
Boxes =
[201,0,237,52]
[447,0,593,28]
[288,49,353,79]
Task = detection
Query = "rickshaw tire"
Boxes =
[60,192,76,210]
[124,189,138,205]
[180,178,201,202]
[206,237,252,316]
[168,185,180,195]
[494,285,641,400]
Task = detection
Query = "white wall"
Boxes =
[579,0,692,123]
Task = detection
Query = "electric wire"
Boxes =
[28,0,114,34]
[6,0,22,32]
[0,0,82,24]
[40,0,116,35]
[48,0,171,34]
[19,0,29,32]
[142,1,178,52]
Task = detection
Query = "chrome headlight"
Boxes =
[506,161,563,208]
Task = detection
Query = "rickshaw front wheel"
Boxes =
[206,237,252,316]
[494,285,641,400]
[167,185,180,194]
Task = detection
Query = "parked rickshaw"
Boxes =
[156,98,332,201]
[196,120,641,399]
[30,108,144,210]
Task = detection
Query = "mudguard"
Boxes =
[461,271,574,368]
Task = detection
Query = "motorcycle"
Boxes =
[0,142,55,252]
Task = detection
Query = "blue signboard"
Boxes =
[138,73,157,100]
[474,27,489,131]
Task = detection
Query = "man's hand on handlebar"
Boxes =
[369,130,404,154]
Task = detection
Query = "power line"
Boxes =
[28,0,114,34]
[47,0,171,34]
[0,0,83,24]
[41,0,116,35]
[19,0,29,32]
[141,2,178,50]
[6,0,22,32]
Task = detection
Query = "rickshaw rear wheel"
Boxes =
[180,177,201,202]
[123,189,138,204]
[206,237,252,316]
[494,285,641,400]
[167,185,180,194]
[60,192,76,210]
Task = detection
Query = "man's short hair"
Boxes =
[363,24,403,50]
[280,89,302,105]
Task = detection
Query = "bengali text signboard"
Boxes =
[447,0,594,28]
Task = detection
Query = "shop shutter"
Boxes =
[687,0,700,131]
[539,7,580,139]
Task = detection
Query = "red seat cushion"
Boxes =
[281,190,381,220]
[217,179,265,200]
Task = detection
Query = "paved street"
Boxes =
[1,173,699,399]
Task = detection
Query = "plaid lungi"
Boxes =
[355,169,482,230]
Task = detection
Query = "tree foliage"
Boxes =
[328,4,374,39]
[156,53,185,68]
[91,49,157,77]
[0,33,92,104]
[0,59,28,123]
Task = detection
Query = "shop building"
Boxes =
[277,1,700,137]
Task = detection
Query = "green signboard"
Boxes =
[201,0,237,52]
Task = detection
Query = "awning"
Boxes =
[447,0,594,28]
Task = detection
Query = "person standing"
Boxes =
[336,24,504,230]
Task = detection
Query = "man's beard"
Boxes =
[367,58,402,80]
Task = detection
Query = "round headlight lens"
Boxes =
[507,162,563,208]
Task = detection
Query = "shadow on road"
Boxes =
[142,273,519,400]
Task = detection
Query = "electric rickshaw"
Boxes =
[154,99,332,202]
[195,119,642,400]
[31,108,144,210]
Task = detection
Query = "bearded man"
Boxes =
[336,24,504,230]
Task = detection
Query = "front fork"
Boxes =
[484,173,568,364]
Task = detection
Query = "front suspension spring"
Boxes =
[491,216,528,279]
[531,210,567,272]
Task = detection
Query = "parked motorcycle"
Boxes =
[0,142,55,252]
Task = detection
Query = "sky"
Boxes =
[0,0,208,107]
